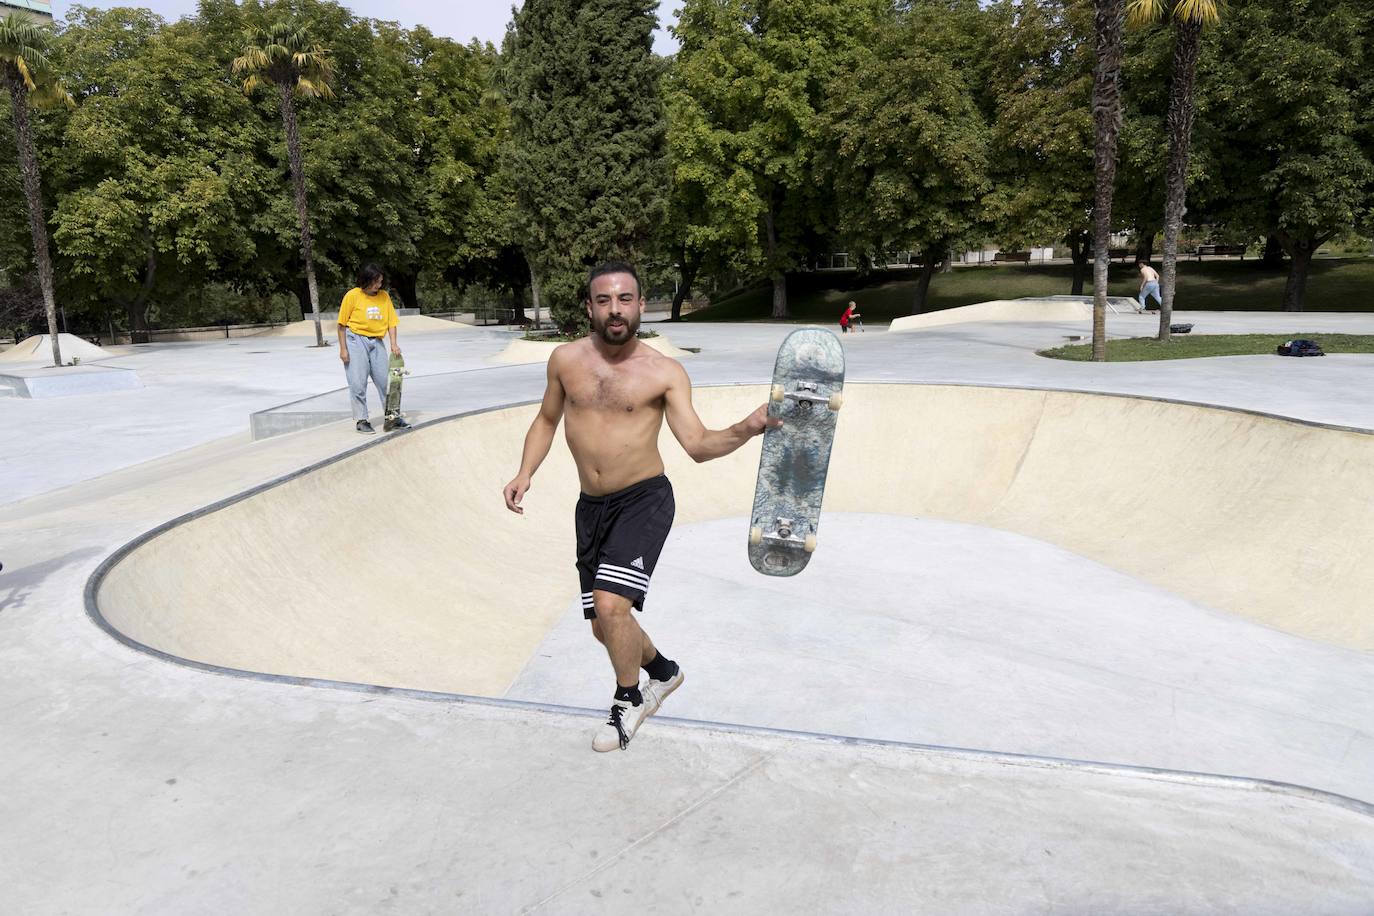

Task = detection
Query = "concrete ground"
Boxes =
[3,304,1374,913]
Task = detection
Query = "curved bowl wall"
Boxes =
[92,384,1374,696]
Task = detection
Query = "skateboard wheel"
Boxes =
[771,384,784,403]
[749,526,762,546]
[827,392,843,411]
[803,534,817,553]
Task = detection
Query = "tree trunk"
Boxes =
[1068,229,1091,295]
[769,270,787,320]
[763,204,789,319]
[1278,235,1317,312]
[527,257,543,329]
[1261,235,1286,269]
[1135,231,1155,262]
[1090,0,1126,362]
[510,278,528,324]
[391,271,419,311]
[4,69,62,366]
[1281,248,1312,312]
[1156,17,1203,343]
[125,236,158,344]
[280,85,324,347]
[671,252,700,322]
[911,249,941,314]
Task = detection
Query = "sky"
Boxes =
[52,1,682,54]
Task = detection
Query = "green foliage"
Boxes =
[4,0,1373,334]
[0,0,518,335]
[1201,0,1374,255]
[0,11,58,91]
[818,0,992,303]
[666,0,883,317]
[983,0,1095,248]
[50,8,265,329]
[503,0,667,328]
[1113,13,1174,243]
[231,21,336,99]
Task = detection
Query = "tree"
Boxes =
[668,0,881,319]
[1112,18,1174,262]
[985,0,1096,295]
[404,30,522,312]
[1090,0,1126,360]
[819,0,992,314]
[51,9,263,343]
[1,12,71,366]
[233,22,336,345]
[1202,0,1374,311]
[661,30,761,323]
[503,0,667,329]
[1127,0,1221,341]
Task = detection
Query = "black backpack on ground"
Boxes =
[1277,339,1325,357]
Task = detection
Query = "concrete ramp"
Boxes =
[0,333,112,364]
[93,384,1374,698]
[890,296,1138,331]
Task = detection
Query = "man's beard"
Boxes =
[592,311,639,345]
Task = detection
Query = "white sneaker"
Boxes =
[592,698,649,752]
[642,667,684,715]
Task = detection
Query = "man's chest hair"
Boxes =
[565,361,666,413]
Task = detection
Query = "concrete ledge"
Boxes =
[0,364,142,398]
[250,407,353,440]
[491,334,691,364]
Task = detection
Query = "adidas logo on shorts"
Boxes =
[631,556,645,570]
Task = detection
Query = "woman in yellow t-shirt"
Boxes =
[337,263,408,433]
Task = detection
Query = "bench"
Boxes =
[993,251,1031,263]
[1196,244,1247,260]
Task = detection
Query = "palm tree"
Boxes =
[1,13,72,368]
[232,24,335,347]
[1090,0,1127,362]
[1128,0,1222,342]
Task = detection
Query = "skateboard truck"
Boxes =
[749,517,818,554]
[771,381,843,411]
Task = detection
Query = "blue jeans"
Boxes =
[1139,281,1162,310]
[344,329,388,421]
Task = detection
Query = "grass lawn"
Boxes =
[1041,333,1374,362]
[684,258,1374,323]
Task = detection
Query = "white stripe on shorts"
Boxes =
[595,571,650,593]
[597,563,649,588]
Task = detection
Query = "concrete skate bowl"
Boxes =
[91,382,1374,689]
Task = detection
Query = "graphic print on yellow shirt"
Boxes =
[337,287,398,337]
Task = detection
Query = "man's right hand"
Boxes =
[504,475,531,514]
[339,348,349,365]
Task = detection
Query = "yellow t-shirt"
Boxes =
[337,288,398,337]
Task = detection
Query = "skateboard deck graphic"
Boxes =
[748,328,845,576]
[382,352,409,431]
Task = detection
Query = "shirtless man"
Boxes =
[503,261,775,752]
[1136,259,1162,313]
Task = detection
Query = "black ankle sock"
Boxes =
[614,683,643,706]
[642,652,677,682]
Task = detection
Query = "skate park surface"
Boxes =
[5,300,1374,913]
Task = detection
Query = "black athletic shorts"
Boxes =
[575,474,675,619]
